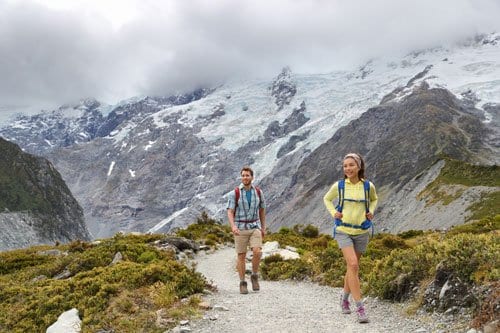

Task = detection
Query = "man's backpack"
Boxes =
[333,179,373,236]
[234,186,261,211]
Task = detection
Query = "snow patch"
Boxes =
[148,207,189,233]
[144,140,156,151]
[107,161,116,177]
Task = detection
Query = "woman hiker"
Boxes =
[323,153,378,323]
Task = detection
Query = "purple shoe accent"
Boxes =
[340,295,351,314]
[356,305,370,323]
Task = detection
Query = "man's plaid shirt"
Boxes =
[226,184,266,230]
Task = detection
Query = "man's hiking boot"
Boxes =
[239,281,248,294]
[250,273,260,291]
[356,305,370,323]
[340,296,351,314]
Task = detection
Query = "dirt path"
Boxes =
[185,246,450,333]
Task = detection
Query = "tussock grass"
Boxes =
[418,158,499,217]
[0,233,207,333]
[175,211,232,246]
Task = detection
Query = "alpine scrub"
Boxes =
[0,233,207,333]
[175,211,233,246]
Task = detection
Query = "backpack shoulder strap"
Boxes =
[363,180,370,213]
[235,187,240,203]
[232,187,240,217]
[255,186,261,200]
[337,179,345,212]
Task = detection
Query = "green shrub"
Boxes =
[310,247,345,287]
[446,215,500,236]
[365,240,442,300]
[301,225,319,238]
[311,235,329,248]
[175,213,232,245]
[278,227,291,235]
[365,231,499,301]
[263,253,284,264]
[0,234,207,333]
[204,239,216,247]
[365,233,409,261]
[137,251,158,263]
[205,233,220,243]
[441,233,499,283]
[398,230,424,239]
[264,231,312,251]
[261,259,312,281]
[0,248,52,275]
[196,211,218,225]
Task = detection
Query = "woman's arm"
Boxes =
[323,182,339,218]
[368,182,378,214]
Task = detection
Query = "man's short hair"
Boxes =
[240,166,254,177]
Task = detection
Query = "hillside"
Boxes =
[0,137,90,250]
[265,84,499,233]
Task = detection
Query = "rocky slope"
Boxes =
[265,83,499,233]
[0,138,90,250]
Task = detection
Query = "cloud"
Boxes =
[1,0,499,113]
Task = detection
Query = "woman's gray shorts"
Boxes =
[334,231,369,253]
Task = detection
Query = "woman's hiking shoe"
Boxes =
[239,281,248,294]
[250,273,260,291]
[340,296,351,314]
[356,305,370,323]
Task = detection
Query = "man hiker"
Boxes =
[227,166,266,294]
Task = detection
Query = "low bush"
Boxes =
[0,234,207,333]
[261,258,312,281]
[175,212,232,245]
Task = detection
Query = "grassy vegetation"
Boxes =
[175,211,233,246]
[1,207,498,331]
[467,191,500,221]
[418,159,500,219]
[0,233,207,333]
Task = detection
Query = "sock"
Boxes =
[252,272,258,277]
[356,301,363,308]
[343,292,350,301]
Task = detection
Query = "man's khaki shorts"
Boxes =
[234,229,262,253]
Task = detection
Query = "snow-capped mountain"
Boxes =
[0,90,212,155]
[1,33,499,238]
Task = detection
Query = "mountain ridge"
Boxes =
[0,33,499,239]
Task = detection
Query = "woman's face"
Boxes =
[343,157,360,179]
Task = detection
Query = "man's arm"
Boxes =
[259,207,266,237]
[227,208,239,235]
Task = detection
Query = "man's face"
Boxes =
[241,171,253,186]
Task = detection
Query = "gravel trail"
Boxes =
[186,246,463,333]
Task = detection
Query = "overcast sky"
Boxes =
[1,0,499,116]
